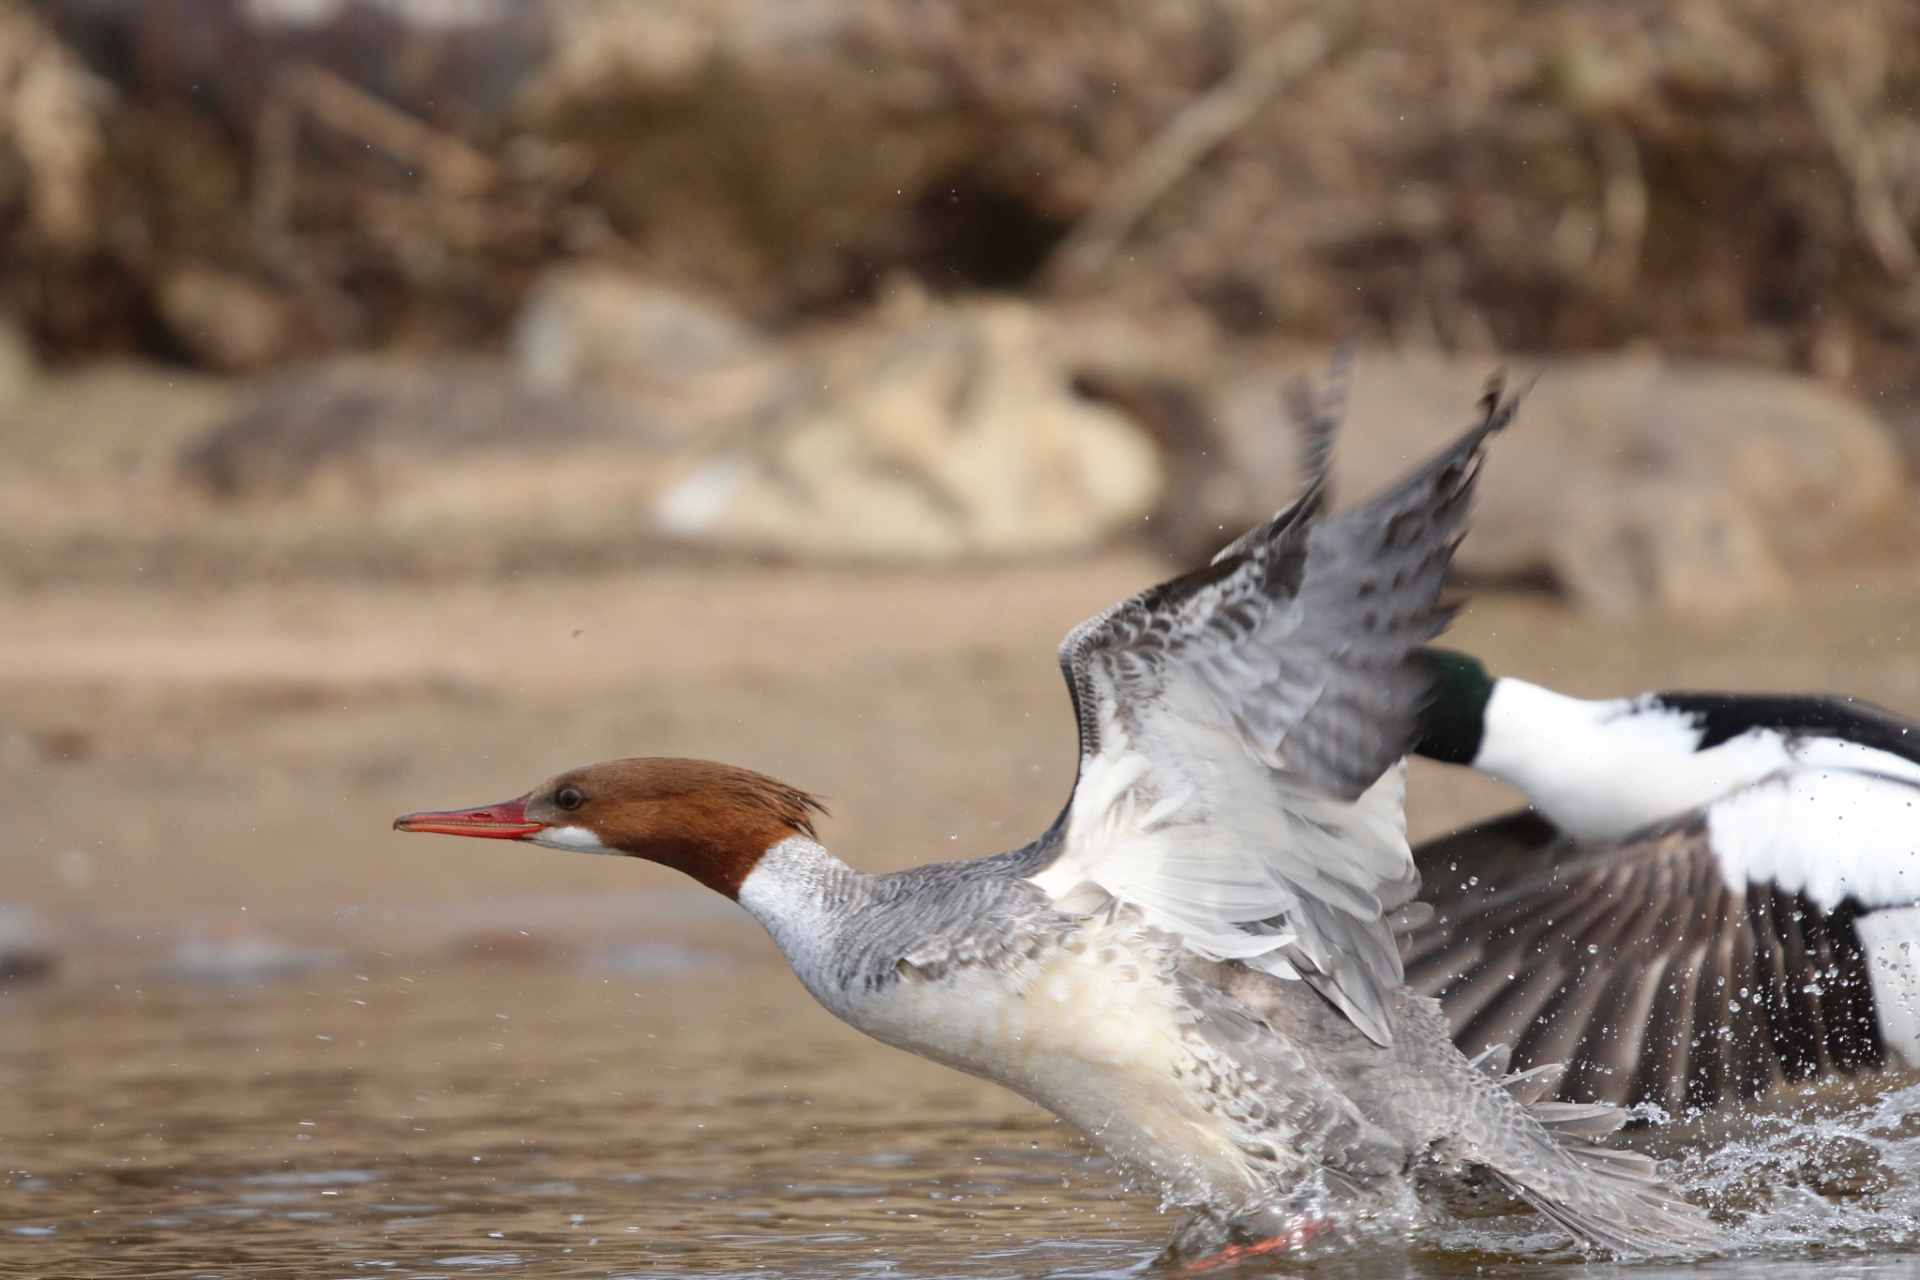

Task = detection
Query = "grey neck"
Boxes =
[734,836,868,1005]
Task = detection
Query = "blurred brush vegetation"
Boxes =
[2,0,1917,393]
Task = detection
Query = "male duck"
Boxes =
[1404,647,1920,1114]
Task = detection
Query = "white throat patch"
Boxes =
[528,825,622,856]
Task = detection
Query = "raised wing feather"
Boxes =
[1405,812,1885,1112]
[1032,379,1517,1046]
[1710,755,1920,910]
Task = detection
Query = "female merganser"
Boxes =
[395,386,1716,1260]
[1404,647,1920,1114]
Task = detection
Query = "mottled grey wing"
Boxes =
[1062,378,1517,801]
[1406,812,1884,1113]
[1208,343,1351,565]
[1280,338,1351,510]
[1040,381,1515,1046]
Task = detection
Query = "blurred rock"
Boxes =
[173,293,1163,571]
[511,266,786,447]
[176,356,683,571]
[157,267,295,372]
[0,362,238,584]
[1215,350,1911,615]
[1068,370,1258,564]
[183,357,591,501]
[0,905,55,981]
[653,291,1164,560]
[515,266,761,394]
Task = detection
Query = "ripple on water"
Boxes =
[4,962,1920,1278]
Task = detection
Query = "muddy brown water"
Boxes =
[0,953,1160,1279]
[8,946,1920,1280]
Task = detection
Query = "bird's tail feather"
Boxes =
[1483,1058,1723,1255]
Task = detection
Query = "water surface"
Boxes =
[6,954,1920,1279]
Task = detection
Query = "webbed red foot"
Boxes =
[1168,1217,1334,1274]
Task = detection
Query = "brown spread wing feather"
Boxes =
[1405,812,1884,1113]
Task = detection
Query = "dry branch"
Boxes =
[1590,121,1647,301]
[1043,18,1331,291]
[251,58,500,262]
[1806,72,1920,282]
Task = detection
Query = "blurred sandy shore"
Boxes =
[3,555,1918,942]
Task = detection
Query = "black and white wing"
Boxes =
[1404,812,1887,1114]
[1029,382,1516,1045]
[1657,691,1920,767]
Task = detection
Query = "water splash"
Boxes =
[1642,1072,1920,1256]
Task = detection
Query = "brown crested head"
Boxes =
[395,758,825,899]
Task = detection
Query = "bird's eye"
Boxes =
[556,787,584,811]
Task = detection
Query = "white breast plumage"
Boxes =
[826,907,1298,1212]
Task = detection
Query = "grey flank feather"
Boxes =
[1203,960,1723,1254]
[826,846,1078,992]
